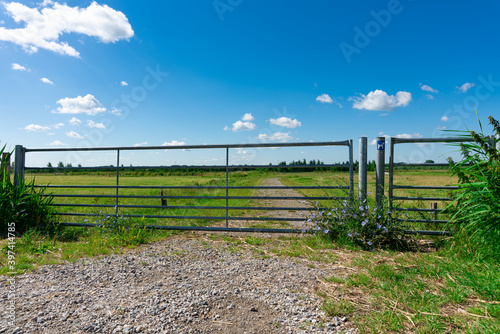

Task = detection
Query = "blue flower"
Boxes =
[377,215,381,219]
[367,241,373,246]
[342,210,346,214]
[348,232,353,237]
[315,226,321,230]
[84,219,88,222]
[324,229,329,234]
[383,227,388,233]
[353,214,357,218]
[361,219,369,227]
[376,224,382,229]
[359,206,364,210]
[311,213,315,218]
[327,212,332,216]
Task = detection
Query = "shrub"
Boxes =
[446,115,500,261]
[0,145,59,236]
[306,197,414,251]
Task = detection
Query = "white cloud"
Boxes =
[437,125,446,130]
[87,120,105,129]
[242,113,254,121]
[161,140,185,146]
[50,140,67,146]
[53,122,64,129]
[66,131,84,139]
[232,120,256,132]
[395,133,422,139]
[133,141,148,147]
[257,132,293,142]
[425,94,434,100]
[419,83,438,93]
[0,1,134,57]
[69,117,81,126]
[54,94,106,115]
[351,90,412,111]
[24,124,50,131]
[40,77,53,85]
[120,81,128,86]
[47,132,55,136]
[11,63,29,71]
[110,108,122,116]
[269,117,302,128]
[223,125,229,131]
[316,94,333,104]
[457,82,476,93]
[441,115,448,122]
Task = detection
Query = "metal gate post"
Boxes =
[375,137,385,207]
[225,147,229,228]
[348,139,354,199]
[14,145,25,187]
[388,137,395,213]
[116,149,120,217]
[358,137,367,201]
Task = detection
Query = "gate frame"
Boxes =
[16,140,354,233]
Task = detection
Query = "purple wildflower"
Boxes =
[367,241,373,246]
[324,229,329,234]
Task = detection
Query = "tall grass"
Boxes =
[446,115,500,262]
[0,145,58,236]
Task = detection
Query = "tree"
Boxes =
[58,161,64,168]
[425,159,435,164]
[47,162,52,168]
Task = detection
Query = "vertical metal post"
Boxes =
[375,137,385,207]
[348,139,354,200]
[358,137,367,201]
[116,150,120,217]
[388,138,395,213]
[14,145,25,187]
[225,147,229,228]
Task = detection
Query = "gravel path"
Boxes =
[0,178,358,333]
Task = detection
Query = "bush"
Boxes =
[446,115,500,261]
[0,146,59,236]
[306,197,414,251]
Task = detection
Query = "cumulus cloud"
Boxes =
[351,90,411,111]
[269,117,302,128]
[24,124,50,131]
[0,1,134,57]
[66,131,84,139]
[50,140,67,146]
[133,141,148,147]
[69,117,81,126]
[425,94,434,100]
[420,83,438,93]
[161,140,185,146]
[242,113,254,121]
[457,82,476,93]
[87,120,105,129]
[120,81,128,86]
[232,120,256,132]
[11,63,29,71]
[54,94,106,115]
[40,77,53,85]
[316,94,333,103]
[257,132,292,142]
[53,122,64,129]
[441,115,448,122]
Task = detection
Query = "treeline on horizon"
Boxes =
[17,158,450,176]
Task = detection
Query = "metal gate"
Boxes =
[387,137,475,236]
[15,140,354,233]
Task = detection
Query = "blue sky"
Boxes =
[1,0,499,167]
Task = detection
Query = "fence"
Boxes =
[9,135,494,236]
[384,136,496,236]
[14,140,354,233]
